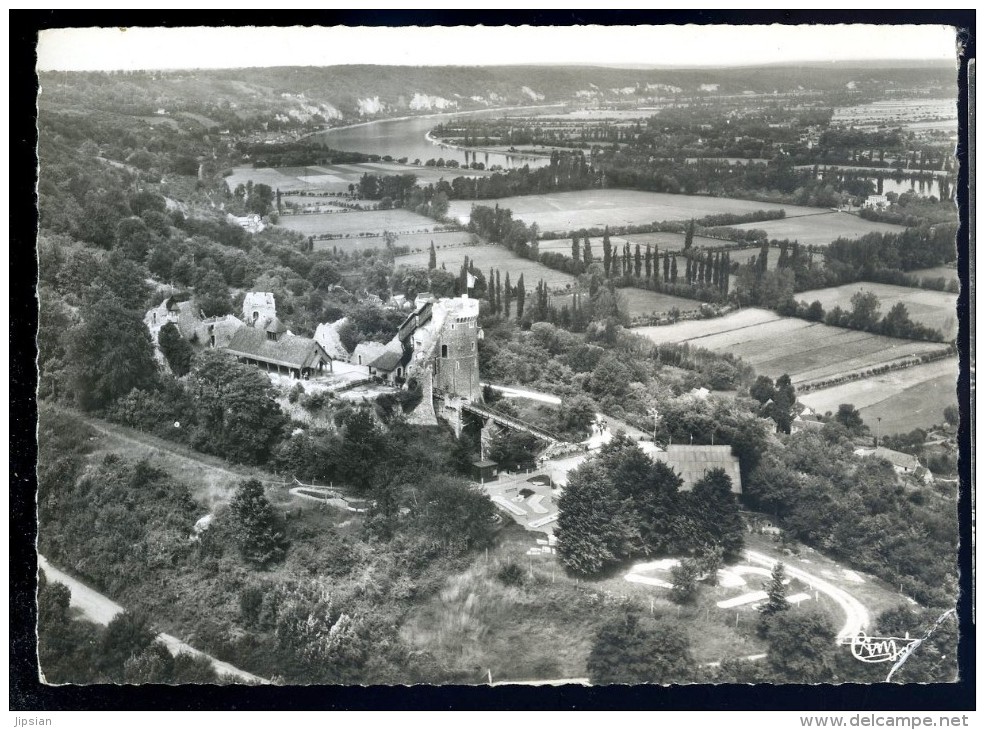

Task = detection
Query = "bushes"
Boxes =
[230,479,288,568]
[496,563,526,587]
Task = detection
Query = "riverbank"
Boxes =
[304,103,567,141]
[424,129,555,163]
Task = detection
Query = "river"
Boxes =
[310,106,561,170]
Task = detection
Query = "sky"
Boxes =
[36,24,959,72]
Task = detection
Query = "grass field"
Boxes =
[396,243,578,290]
[634,308,950,385]
[277,208,438,237]
[730,212,906,247]
[799,358,958,433]
[797,283,957,338]
[909,266,959,287]
[314,229,475,254]
[553,287,701,317]
[446,190,827,233]
[399,523,766,682]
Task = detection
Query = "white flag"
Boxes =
[466,272,477,288]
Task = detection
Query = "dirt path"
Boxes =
[68,408,290,490]
[743,549,870,641]
[38,555,269,685]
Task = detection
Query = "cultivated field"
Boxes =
[552,288,701,318]
[797,283,958,338]
[314,229,475,254]
[396,244,578,290]
[800,358,958,433]
[729,212,906,247]
[446,190,827,233]
[277,208,438,237]
[634,308,951,386]
[225,167,302,191]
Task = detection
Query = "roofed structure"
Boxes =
[652,445,742,493]
[313,318,351,360]
[352,341,388,367]
[855,446,931,483]
[242,291,277,325]
[224,327,332,379]
[145,296,244,350]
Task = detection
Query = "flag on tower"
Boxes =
[466,272,477,289]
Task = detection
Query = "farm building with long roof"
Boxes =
[224,317,333,379]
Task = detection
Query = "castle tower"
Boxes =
[433,294,482,402]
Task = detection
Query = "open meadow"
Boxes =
[729,211,906,247]
[277,207,438,237]
[395,243,578,291]
[908,266,960,288]
[446,190,827,233]
[634,308,951,386]
[799,358,958,433]
[314,229,475,254]
[797,283,957,339]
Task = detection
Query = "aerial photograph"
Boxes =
[30,23,965,690]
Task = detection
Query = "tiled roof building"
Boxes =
[224,325,332,379]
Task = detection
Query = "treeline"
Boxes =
[246,142,376,168]
[360,149,594,203]
[556,435,744,576]
[732,231,955,341]
[468,205,733,304]
[858,194,957,227]
[823,224,958,282]
[789,291,946,342]
[535,209,784,242]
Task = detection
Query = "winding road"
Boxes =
[743,549,870,642]
[38,555,269,684]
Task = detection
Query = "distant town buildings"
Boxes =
[228,213,266,234]
[854,446,933,484]
[864,194,889,209]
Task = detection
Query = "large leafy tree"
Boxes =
[587,612,697,684]
[188,350,287,464]
[487,429,540,472]
[630,461,686,556]
[411,476,496,552]
[157,322,194,377]
[230,478,287,567]
[98,611,157,682]
[686,467,744,560]
[66,295,158,411]
[194,269,233,317]
[555,461,627,575]
[329,408,388,492]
